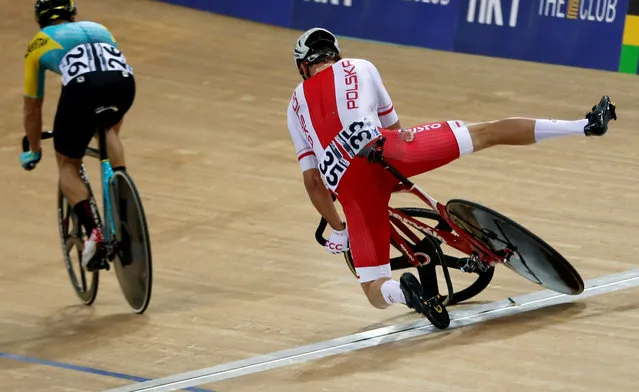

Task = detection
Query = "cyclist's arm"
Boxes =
[366,61,400,130]
[386,120,401,130]
[303,169,345,231]
[23,97,44,152]
[23,42,46,152]
[287,99,345,231]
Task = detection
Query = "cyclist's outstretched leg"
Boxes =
[382,96,616,178]
[466,96,616,152]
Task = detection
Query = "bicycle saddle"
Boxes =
[95,106,119,114]
[357,136,386,164]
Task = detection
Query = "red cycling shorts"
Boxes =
[335,120,474,283]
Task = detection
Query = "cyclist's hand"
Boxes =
[20,150,42,171]
[399,128,415,142]
[325,228,349,254]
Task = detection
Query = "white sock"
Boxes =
[381,279,406,305]
[534,119,588,142]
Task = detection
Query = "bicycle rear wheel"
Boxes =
[109,171,153,314]
[57,188,99,305]
[445,199,584,295]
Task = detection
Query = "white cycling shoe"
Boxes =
[81,228,106,272]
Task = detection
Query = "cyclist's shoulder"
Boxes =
[38,21,104,38]
[72,21,117,40]
[340,57,376,68]
[84,21,119,46]
[24,30,62,61]
[25,30,51,52]
[287,82,302,116]
[289,81,305,100]
[51,21,116,43]
[75,20,112,32]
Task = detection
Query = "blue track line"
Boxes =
[0,352,215,392]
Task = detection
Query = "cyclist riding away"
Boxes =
[20,0,136,271]
[286,27,617,319]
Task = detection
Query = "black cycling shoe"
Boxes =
[400,272,450,329]
[584,96,617,136]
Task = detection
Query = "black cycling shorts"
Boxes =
[54,71,136,159]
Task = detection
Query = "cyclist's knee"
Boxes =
[112,119,124,135]
[466,121,495,152]
[354,257,394,308]
[56,151,82,169]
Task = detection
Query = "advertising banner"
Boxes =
[156,0,632,73]
[454,0,629,71]
[158,0,293,27]
[291,0,461,51]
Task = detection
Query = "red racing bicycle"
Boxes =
[316,137,584,328]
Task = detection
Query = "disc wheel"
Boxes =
[109,171,153,314]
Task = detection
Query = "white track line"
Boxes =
[106,269,639,392]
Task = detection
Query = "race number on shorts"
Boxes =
[319,118,381,192]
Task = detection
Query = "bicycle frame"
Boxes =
[387,182,508,268]
[100,160,117,241]
[96,127,117,245]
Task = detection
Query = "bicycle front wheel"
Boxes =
[109,171,153,314]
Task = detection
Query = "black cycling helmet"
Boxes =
[294,27,341,79]
[34,0,77,28]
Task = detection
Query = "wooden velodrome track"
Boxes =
[1,0,639,391]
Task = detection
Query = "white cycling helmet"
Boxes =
[294,27,341,79]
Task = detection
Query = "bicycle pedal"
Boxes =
[425,297,444,313]
[459,257,490,273]
[459,258,475,272]
[101,260,111,271]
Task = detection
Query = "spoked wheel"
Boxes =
[390,208,495,305]
[57,189,99,305]
[445,199,584,295]
[109,171,153,314]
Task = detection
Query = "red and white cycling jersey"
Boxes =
[286,58,399,192]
